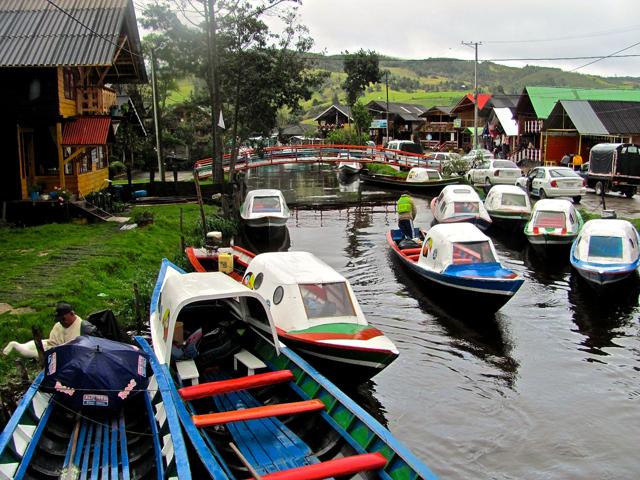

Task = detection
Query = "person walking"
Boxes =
[396,192,417,239]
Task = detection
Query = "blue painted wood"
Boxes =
[100,420,109,480]
[13,402,54,480]
[143,391,164,480]
[73,419,89,469]
[0,372,44,458]
[110,418,118,480]
[61,418,78,472]
[79,423,94,480]
[90,422,102,480]
[118,414,130,480]
[135,336,193,480]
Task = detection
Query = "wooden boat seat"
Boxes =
[192,399,325,427]
[179,370,294,401]
[176,359,200,386]
[400,247,422,256]
[233,348,267,375]
[201,371,321,475]
[260,452,387,480]
[406,254,420,261]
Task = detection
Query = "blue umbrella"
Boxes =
[41,336,149,412]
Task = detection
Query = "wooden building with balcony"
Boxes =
[450,93,492,150]
[0,0,147,202]
[418,106,457,150]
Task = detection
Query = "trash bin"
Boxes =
[133,190,147,198]
[113,184,123,201]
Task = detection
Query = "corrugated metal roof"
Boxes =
[525,86,640,120]
[62,116,113,145]
[558,100,608,135]
[590,100,640,134]
[0,0,127,67]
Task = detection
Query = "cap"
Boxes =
[54,302,73,318]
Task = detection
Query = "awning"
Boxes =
[466,127,482,135]
[493,107,519,136]
[62,117,114,146]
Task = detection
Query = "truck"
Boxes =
[587,143,640,198]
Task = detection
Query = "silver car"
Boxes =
[516,166,587,203]
[467,159,523,187]
[462,148,493,164]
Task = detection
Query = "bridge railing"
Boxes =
[193,144,432,178]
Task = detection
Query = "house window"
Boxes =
[63,68,76,100]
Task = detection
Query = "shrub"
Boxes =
[366,162,407,178]
[109,161,126,176]
[131,209,154,226]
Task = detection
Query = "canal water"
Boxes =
[242,164,640,479]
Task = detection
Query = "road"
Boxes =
[578,189,640,218]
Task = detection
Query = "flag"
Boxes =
[218,110,225,129]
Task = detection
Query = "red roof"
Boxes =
[465,93,492,110]
[62,117,114,146]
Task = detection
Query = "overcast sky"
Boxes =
[261,0,640,78]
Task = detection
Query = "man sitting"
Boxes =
[48,302,99,347]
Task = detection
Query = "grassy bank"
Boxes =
[0,204,218,377]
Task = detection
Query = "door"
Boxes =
[531,169,545,195]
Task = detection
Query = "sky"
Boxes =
[260,0,640,78]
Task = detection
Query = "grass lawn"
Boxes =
[0,204,216,377]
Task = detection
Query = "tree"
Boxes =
[351,101,371,139]
[342,49,381,107]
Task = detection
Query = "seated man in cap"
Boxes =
[3,302,99,358]
[48,302,99,347]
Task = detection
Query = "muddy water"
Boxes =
[242,165,640,479]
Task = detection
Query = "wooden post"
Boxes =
[31,326,46,369]
[193,171,207,239]
[133,282,143,335]
[56,123,66,189]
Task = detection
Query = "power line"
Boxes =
[482,53,640,62]
[45,0,143,59]
[570,40,640,72]
[482,25,640,44]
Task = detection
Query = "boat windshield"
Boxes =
[533,211,565,228]
[427,171,441,180]
[501,193,527,207]
[454,201,480,214]
[452,241,497,265]
[300,282,356,319]
[252,196,281,212]
[588,236,623,258]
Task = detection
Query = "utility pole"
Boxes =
[150,48,165,182]
[385,70,390,142]
[462,41,481,151]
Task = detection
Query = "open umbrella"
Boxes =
[41,336,149,412]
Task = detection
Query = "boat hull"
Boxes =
[487,210,530,230]
[241,215,288,228]
[360,172,462,192]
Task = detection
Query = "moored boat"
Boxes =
[387,223,523,313]
[430,184,492,230]
[337,160,363,174]
[570,219,640,287]
[241,251,399,382]
[524,199,583,250]
[141,259,438,479]
[360,167,462,192]
[186,244,254,280]
[484,184,531,229]
[240,189,290,228]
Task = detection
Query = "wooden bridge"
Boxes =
[193,144,435,177]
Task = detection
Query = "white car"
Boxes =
[467,159,523,187]
[516,166,587,203]
[462,148,493,164]
[425,152,461,168]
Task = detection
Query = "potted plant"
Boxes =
[28,183,41,201]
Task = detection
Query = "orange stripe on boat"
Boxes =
[287,328,384,341]
[260,452,387,480]
[179,370,294,401]
[401,247,422,255]
[192,399,325,427]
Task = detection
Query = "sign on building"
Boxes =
[370,119,388,129]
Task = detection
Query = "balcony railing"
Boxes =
[422,121,455,132]
[76,86,117,115]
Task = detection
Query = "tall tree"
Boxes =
[342,50,381,107]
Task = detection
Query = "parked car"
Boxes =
[466,159,523,187]
[385,140,424,155]
[516,166,586,203]
[462,148,493,165]
[425,151,462,169]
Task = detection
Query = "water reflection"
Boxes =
[567,271,640,355]
[388,253,518,386]
[521,244,571,289]
[341,380,389,428]
[237,225,291,254]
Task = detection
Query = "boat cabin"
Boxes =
[433,184,488,219]
[419,223,500,272]
[573,219,640,264]
[529,199,581,233]
[240,189,290,225]
[484,185,531,213]
[406,167,442,182]
[150,261,280,366]
[241,252,367,332]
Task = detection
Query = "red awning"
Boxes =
[62,117,114,146]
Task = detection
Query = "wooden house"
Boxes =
[450,93,492,149]
[0,0,147,202]
[366,101,427,144]
[314,104,352,137]
[514,86,640,165]
[418,106,457,150]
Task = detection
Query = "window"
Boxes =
[427,171,440,180]
[253,273,264,289]
[550,168,580,178]
[273,286,284,305]
[536,169,546,178]
[299,282,355,319]
[452,241,496,265]
[453,201,479,214]
[588,236,623,258]
[501,193,527,207]
[533,211,565,228]
[63,68,76,100]
[493,160,517,169]
[252,196,281,213]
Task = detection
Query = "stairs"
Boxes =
[70,200,121,223]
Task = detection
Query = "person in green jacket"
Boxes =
[396,192,417,239]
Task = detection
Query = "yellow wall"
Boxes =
[58,67,77,118]
[77,168,109,196]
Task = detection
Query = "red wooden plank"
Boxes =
[179,370,294,401]
[260,452,387,480]
[192,399,325,427]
